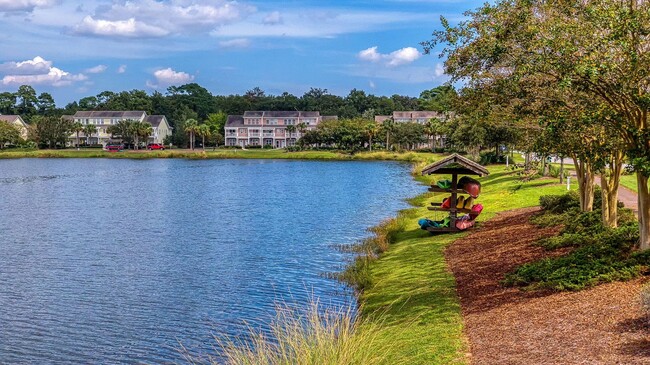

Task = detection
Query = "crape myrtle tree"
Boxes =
[0,121,21,148]
[424,0,650,249]
[33,115,72,149]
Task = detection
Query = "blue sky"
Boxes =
[0,0,475,106]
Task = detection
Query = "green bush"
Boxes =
[539,191,580,213]
[504,225,645,291]
[263,144,274,149]
[479,151,507,165]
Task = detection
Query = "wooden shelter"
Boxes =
[421,154,489,232]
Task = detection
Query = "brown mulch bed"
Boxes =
[446,207,650,365]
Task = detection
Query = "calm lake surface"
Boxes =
[0,158,423,364]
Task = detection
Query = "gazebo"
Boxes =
[420,153,490,232]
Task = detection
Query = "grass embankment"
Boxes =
[352,165,577,364]
[0,148,437,162]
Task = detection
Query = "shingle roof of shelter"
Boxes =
[73,111,146,119]
[421,153,490,177]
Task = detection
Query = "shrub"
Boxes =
[263,144,274,149]
[246,145,262,149]
[285,146,303,152]
[504,224,643,291]
[479,151,507,165]
[539,191,580,213]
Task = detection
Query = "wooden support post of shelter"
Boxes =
[421,153,490,232]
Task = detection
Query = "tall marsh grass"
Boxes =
[184,301,391,365]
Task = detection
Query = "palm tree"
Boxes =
[184,118,198,150]
[382,117,395,150]
[285,124,296,145]
[364,122,378,152]
[424,118,438,151]
[296,122,307,138]
[196,124,211,150]
[82,124,97,146]
[137,122,154,149]
[72,122,83,150]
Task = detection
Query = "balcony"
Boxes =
[263,133,274,137]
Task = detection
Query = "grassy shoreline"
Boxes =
[0,148,438,163]
[353,164,578,364]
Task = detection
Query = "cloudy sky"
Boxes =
[0,0,476,106]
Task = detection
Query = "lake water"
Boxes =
[0,158,422,363]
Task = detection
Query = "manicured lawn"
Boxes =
[357,165,578,364]
[620,174,638,193]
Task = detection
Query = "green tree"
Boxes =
[72,122,84,150]
[196,124,211,150]
[107,119,135,147]
[364,122,378,151]
[83,124,97,146]
[423,0,650,246]
[184,118,199,150]
[16,85,37,116]
[381,117,395,150]
[33,115,72,149]
[0,121,21,148]
[130,121,153,150]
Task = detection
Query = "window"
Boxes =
[284,119,295,125]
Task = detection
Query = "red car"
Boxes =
[147,143,165,150]
[105,144,123,152]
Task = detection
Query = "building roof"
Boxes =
[72,111,146,119]
[421,153,490,177]
[225,115,245,127]
[144,115,166,128]
[0,115,22,123]
[242,111,322,118]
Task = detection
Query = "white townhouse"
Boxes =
[64,111,172,146]
[225,111,337,148]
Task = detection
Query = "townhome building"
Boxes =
[64,111,172,146]
[375,111,452,148]
[0,115,29,139]
[225,111,337,148]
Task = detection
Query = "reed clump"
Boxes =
[186,302,392,365]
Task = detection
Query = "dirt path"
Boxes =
[594,176,639,214]
[446,208,649,365]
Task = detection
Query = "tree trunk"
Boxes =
[202,135,206,150]
[76,132,80,150]
[559,157,564,184]
[637,172,650,251]
[369,135,373,152]
[573,157,595,212]
[600,151,623,228]
[386,131,390,150]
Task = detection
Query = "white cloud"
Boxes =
[386,47,421,66]
[74,16,170,38]
[263,11,282,25]
[0,56,52,74]
[369,80,376,89]
[72,0,255,38]
[218,38,251,49]
[358,46,421,67]
[434,63,445,77]
[84,64,107,74]
[117,65,127,73]
[0,0,59,13]
[1,56,87,87]
[358,46,381,62]
[147,67,194,88]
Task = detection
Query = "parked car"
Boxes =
[147,143,165,150]
[105,144,123,152]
